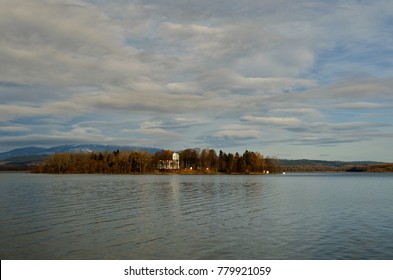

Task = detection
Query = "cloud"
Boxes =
[285,121,389,134]
[292,130,393,147]
[326,78,393,99]
[0,104,43,122]
[336,102,393,110]
[166,82,199,94]
[0,0,149,89]
[268,108,325,119]
[0,133,108,147]
[1,0,393,161]
[214,129,261,140]
[241,115,302,126]
[159,22,221,39]
[0,126,30,132]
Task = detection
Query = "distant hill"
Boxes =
[277,159,383,167]
[0,144,161,162]
[277,159,392,172]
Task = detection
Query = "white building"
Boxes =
[158,152,180,170]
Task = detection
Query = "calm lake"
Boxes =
[1,172,392,259]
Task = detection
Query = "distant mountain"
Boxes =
[0,144,161,161]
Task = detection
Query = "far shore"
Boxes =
[2,167,393,174]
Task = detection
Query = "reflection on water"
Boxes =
[0,173,393,259]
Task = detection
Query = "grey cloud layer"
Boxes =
[0,0,392,160]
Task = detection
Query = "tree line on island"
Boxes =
[33,148,280,174]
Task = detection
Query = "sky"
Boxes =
[1,0,393,161]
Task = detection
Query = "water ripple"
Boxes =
[1,173,393,259]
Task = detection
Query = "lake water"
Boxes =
[1,172,392,259]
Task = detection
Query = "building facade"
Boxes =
[158,152,180,170]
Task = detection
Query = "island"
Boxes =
[1,145,391,174]
[32,148,280,174]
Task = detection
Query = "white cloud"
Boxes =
[0,126,30,132]
[0,104,43,121]
[269,108,325,119]
[336,102,393,110]
[137,128,175,136]
[159,22,221,39]
[166,82,199,94]
[241,115,302,126]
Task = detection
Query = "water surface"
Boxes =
[1,172,392,259]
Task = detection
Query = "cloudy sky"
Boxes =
[1,0,393,161]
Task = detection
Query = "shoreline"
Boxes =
[1,170,391,175]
